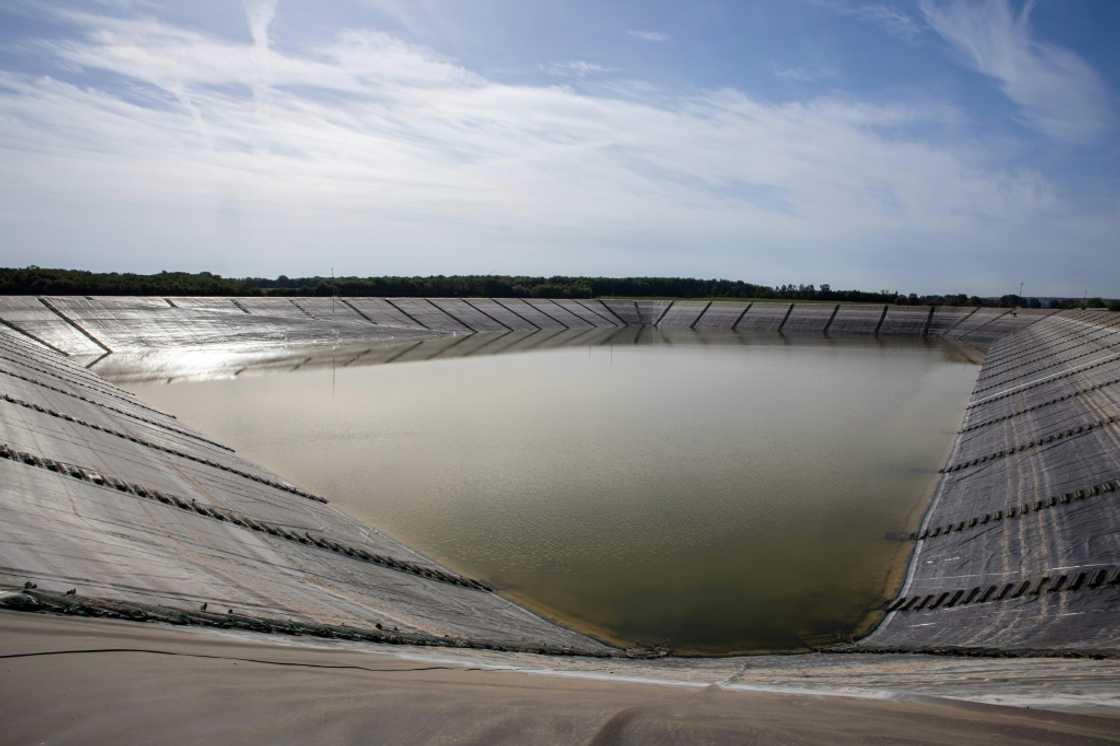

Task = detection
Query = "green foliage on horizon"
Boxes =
[0,266,1109,308]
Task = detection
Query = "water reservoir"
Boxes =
[123,331,978,652]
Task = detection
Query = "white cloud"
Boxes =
[627,29,670,43]
[544,60,616,78]
[243,0,277,119]
[774,65,838,83]
[854,4,922,40]
[922,0,1114,144]
[816,2,922,41]
[244,0,277,51]
[0,7,1114,294]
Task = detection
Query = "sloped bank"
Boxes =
[862,311,1120,652]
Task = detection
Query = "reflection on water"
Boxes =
[122,332,978,653]
[97,327,689,384]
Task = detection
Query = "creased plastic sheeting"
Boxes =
[692,301,748,330]
[0,297,105,356]
[383,298,471,333]
[428,298,510,332]
[41,296,433,352]
[733,302,793,332]
[527,299,597,328]
[865,313,1120,652]
[460,299,539,331]
[781,304,836,334]
[656,301,710,329]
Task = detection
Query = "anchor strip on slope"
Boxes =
[0,350,167,416]
[0,393,327,504]
[984,317,1118,364]
[885,566,1120,614]
[966,353,1120,409]
[938,416,1118,473]
[959,376,1120,433]
[0,443,492,592]
[978,325,1120,379]
[0,366,234,452]
[972,339,1120,395]
[0,334,135,394]
[908,477,1120,542]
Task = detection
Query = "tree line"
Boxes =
[0,267,1115,309]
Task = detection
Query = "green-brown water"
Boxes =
[124,333,977,653]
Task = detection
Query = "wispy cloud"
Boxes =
[544,60,616,78]
[922,0,1114,144]
[244,0,277,51]
[243,0,277,117]
[816,2,923,41]
[854,4,923,40]
[0,7,1113,293]
[774,65,838,83]
[627,29,670,43]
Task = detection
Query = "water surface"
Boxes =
[124,333,977,652]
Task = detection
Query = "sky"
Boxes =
[0,1,1116,296]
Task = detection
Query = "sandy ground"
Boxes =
[3,613,1120,745]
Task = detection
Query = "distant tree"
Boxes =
[0,267,1052,305]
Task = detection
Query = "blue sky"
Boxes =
[0,0,1116,295]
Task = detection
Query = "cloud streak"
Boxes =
[817,2,923,41]
[922,0,1114,144]
[544,60,615,78]
[774,65,838,83]
[627,29,670,43]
